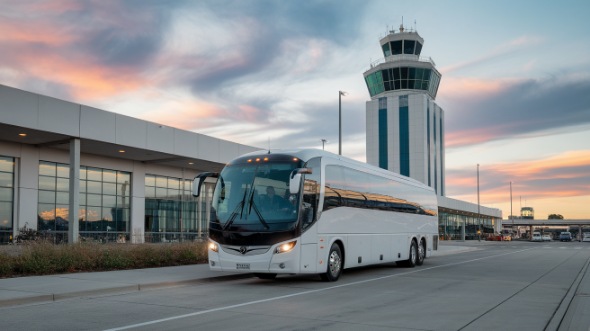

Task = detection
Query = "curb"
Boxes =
[0,273,253,308]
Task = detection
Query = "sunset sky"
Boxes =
[1,0,589,219]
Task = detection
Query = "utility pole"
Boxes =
[477,164,481,241]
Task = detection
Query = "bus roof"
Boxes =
[236,148,434,192]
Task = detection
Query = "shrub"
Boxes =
[0,241,207,278]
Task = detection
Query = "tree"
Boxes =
[548,214,564,220]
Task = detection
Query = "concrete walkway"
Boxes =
[0,241,587,330]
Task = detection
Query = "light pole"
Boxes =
[510,181,514,235]
[321,139,327,150]
[338,91,347,155]
[477,164,481,241]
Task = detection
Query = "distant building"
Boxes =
[521,207,534,219]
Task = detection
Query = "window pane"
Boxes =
[103,183,117,195]
[145,186,156,198]
[39,162,56,176]
[102,208,114,222]
[156,176,167,188]
[0,187,12,202]
[56,164,69,178]
[145,175,156,187]
[55,204,69,225]
[391,40,402,55]
[80,167,87,180]
[168,189,180,200]
[0,172,13,188]
[0,201,11,229]
[56,192,69,205]
[56,178,69,192]
[118,182,130,197]
[87,181,101,194]
[87,168,102,181]
[156,187,167,198]
[117,172,130,185]
[103,170,117,183]
[86,206,101,223]
[103,195,116,208]
[79,193,86,205]
[117,196,131,208]
[39,176,56,191]
[0,157,14,173]
[168,178,180,190]
[38,190,56,204]
[38,203,55,221]
[87,194,101,206]
[80,180,87,193]
[404,40,415,54]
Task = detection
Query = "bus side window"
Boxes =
[302,158,321,231]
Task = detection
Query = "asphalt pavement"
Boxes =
[1,241,588,331]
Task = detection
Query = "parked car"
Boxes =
[559,232,572,242]
[532,232,543,242]
[582,233,590,242]
[542,233,552,241]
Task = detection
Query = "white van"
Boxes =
[583,233,590,242]
[532,232,542,242]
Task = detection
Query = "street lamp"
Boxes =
[338,91,347,155]
[477,163,481,241]
[321,139,327,150]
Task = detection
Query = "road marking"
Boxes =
[104,247,536,331]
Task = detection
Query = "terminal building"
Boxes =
[363,25,501,239]
[0,26,501,244]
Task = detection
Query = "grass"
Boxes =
[0,241,208,278]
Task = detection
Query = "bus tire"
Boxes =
[255,273,277,280]
[399,240,417,268]
[320,243,343,282]
[416,239,425,266]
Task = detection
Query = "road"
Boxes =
[2,240,589,331]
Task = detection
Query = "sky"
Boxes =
[1,0,589,219]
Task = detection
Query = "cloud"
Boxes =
[441,75,590,148]
[445,150,590,207]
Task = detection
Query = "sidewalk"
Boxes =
[0,264,248,307]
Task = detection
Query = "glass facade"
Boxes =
[364,66,441,98]
[0,156,14,243]
[399,95,410,177]
[38,162,131,243]
[145,174,212,242]
[438,210,495,240]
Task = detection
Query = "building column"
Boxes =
[68,138,80,244]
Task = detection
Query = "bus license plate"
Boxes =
[236,263,250,270]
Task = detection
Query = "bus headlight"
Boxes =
[208,241,219,253]
[275,240,297,254]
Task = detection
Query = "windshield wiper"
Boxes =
[247,186,270,230]
[222,186,249,231]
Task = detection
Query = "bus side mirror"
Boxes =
[193,172,219,197]
[289,168,312,195]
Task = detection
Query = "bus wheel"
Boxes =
[399,241,417,268]
[416,240,425,266]
[320,243,343,282]
[255,273,277,280]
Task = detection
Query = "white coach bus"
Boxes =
[193,149,438,281]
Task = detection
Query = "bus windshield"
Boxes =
[211,158,301,233]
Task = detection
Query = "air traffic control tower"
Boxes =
[363,24,445,195]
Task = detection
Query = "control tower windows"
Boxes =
[382,43,391,57]
[391,40,402,55]
[415,42,423,55]
[364,66,440,98]
[404,40,415,55]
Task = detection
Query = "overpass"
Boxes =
[501,219,590,240]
